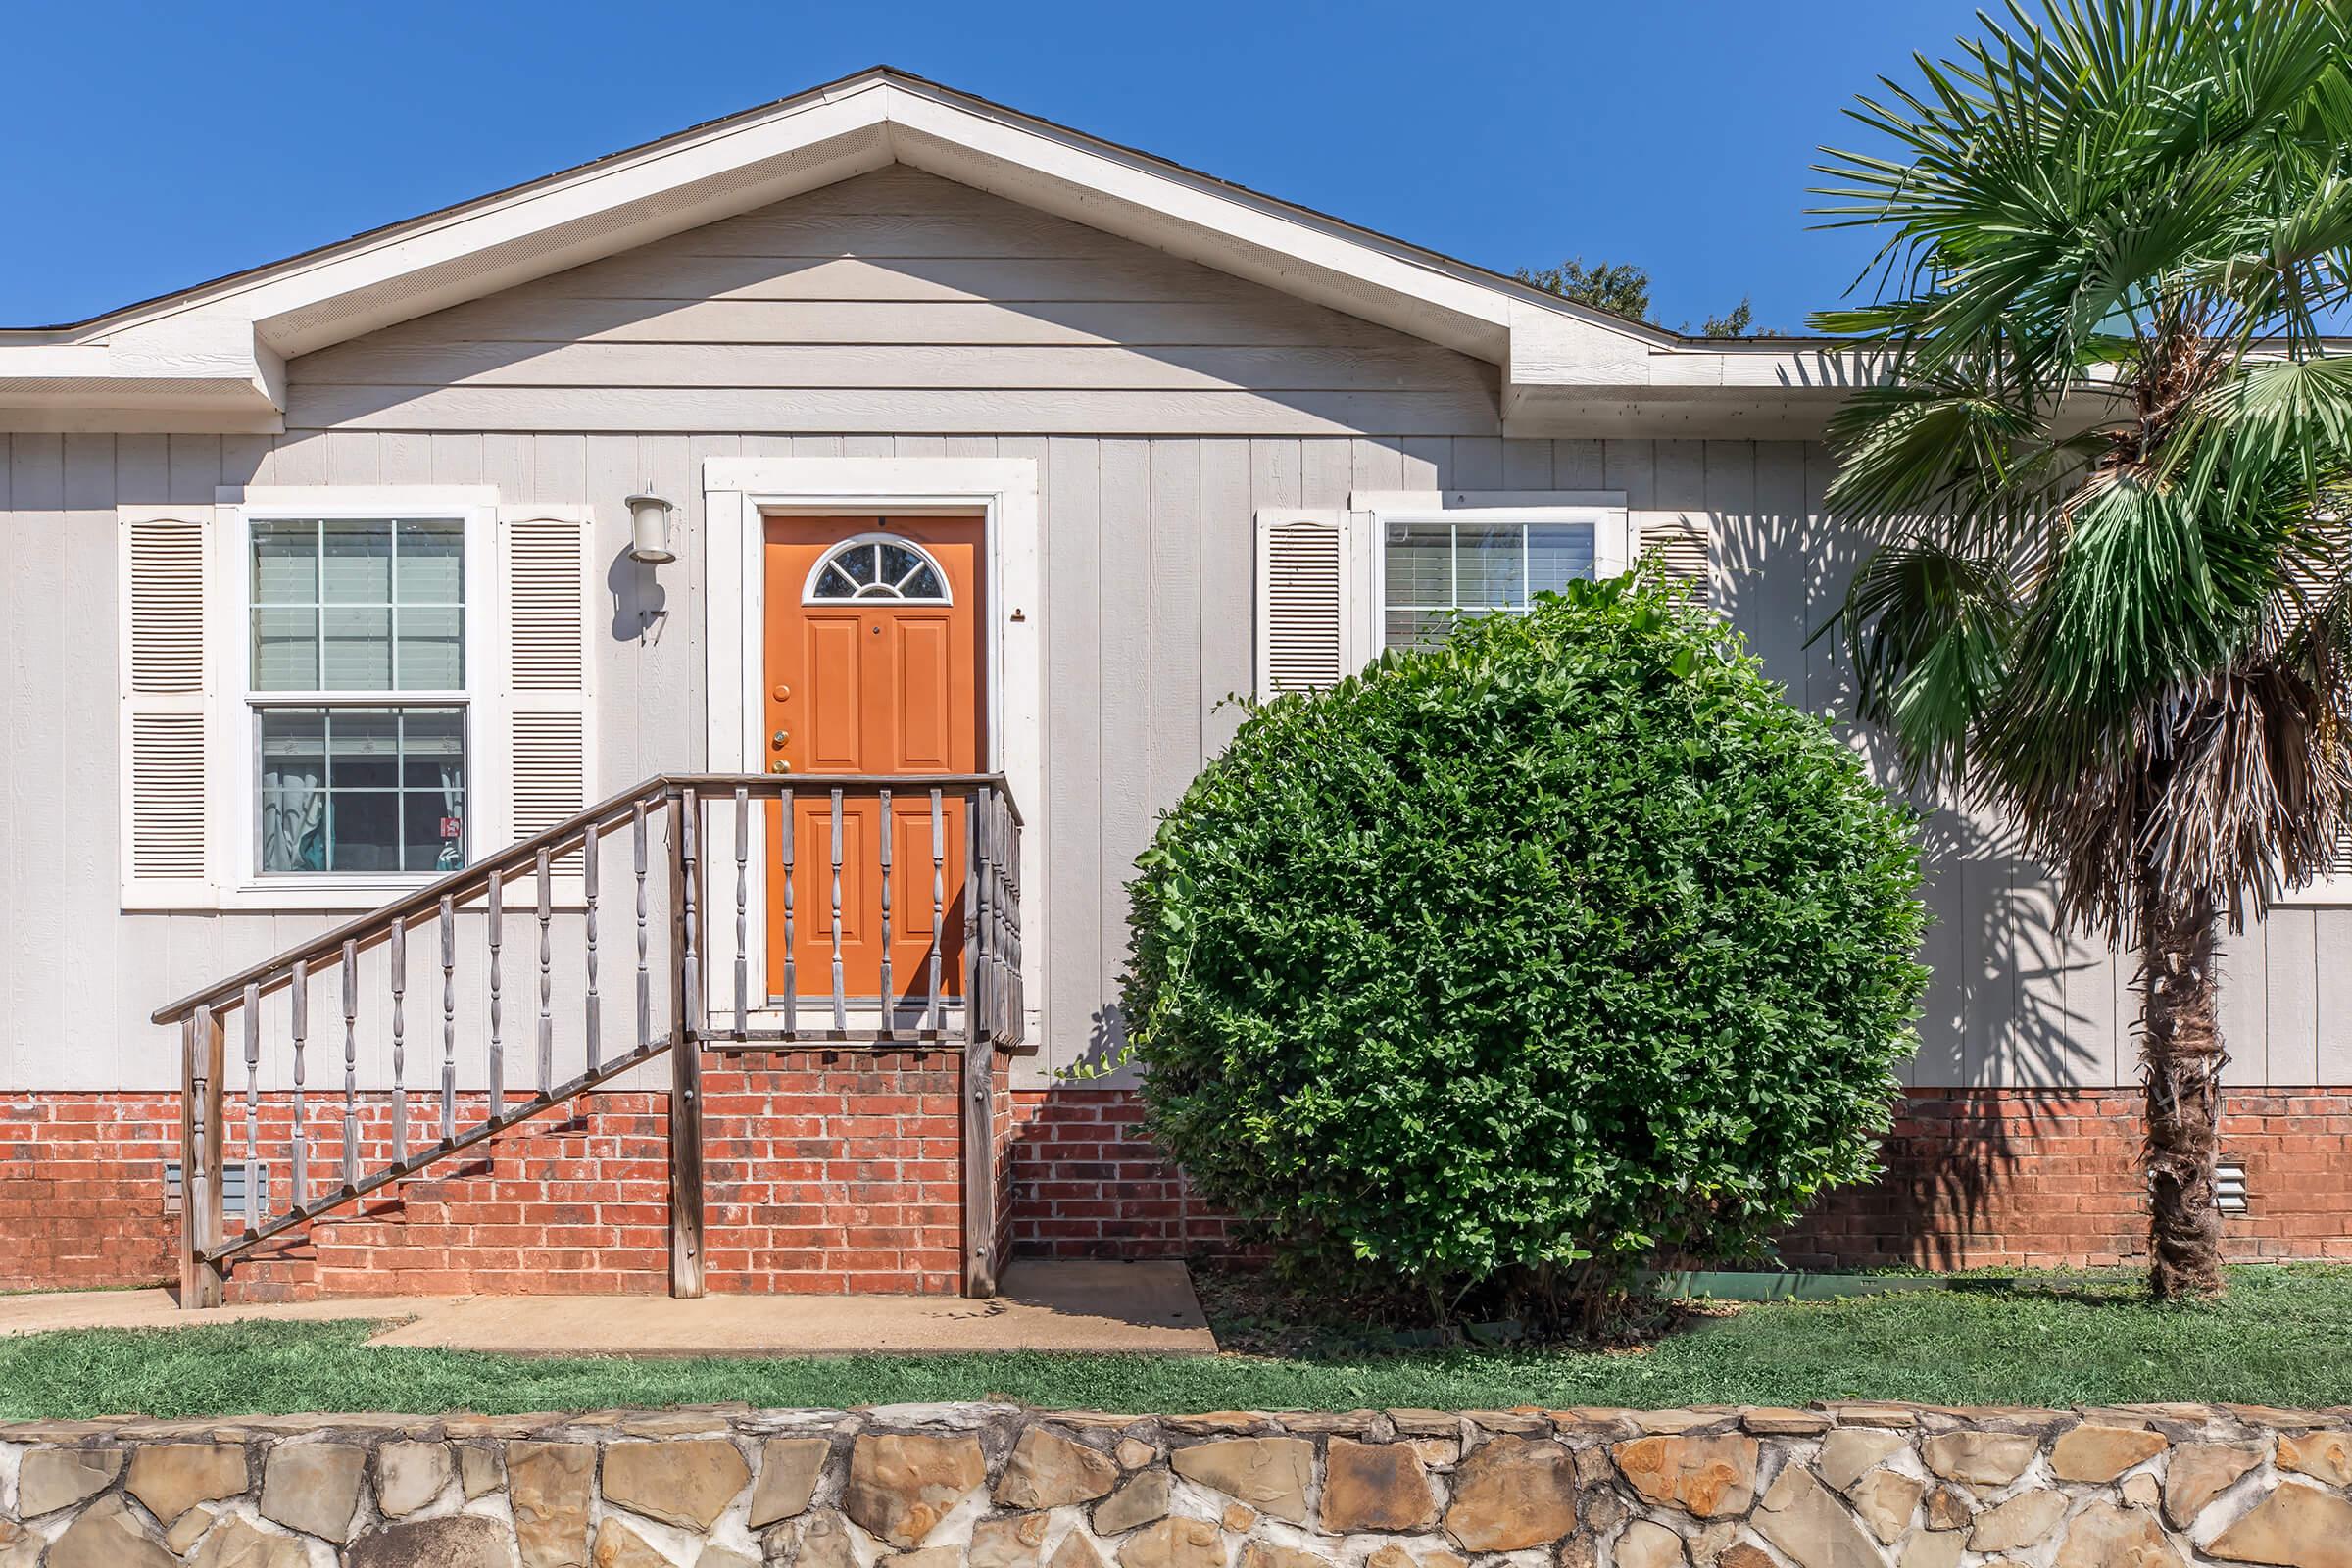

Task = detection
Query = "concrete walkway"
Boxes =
[0,1260,1216,1355]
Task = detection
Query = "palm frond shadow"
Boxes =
[1783,808,2119,1270]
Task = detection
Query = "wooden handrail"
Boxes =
[150,771,1020,1025]
[168,767,1023,1306]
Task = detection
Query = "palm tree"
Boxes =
[1810,0,2352,1298]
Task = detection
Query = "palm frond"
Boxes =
[1829,541,2016,792]
[1810,0,2352,948]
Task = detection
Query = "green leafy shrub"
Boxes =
[1121,569,1930,1301]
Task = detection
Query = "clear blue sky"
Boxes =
[4,0,1985,333]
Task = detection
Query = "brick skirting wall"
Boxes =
[0,1052,976,1300]
[1004,1089,1246,1260]
[1778,1086,2352,1271]
[4,1081,2346,1295]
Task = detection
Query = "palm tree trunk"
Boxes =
[2140,880,2228,1299]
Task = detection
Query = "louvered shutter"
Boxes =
[498,511,595,848]
[1640,516,1712,607]
[1255,509,1363,696]
[119,507,216,907]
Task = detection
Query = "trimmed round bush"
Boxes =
[1121,569,1929,1293]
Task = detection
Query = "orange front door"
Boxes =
[763,515,984,1017]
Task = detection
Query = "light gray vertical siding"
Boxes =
[5,166,2346,1095]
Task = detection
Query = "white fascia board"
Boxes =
[0,65,1883,431]
[228,88,894,356]
[884,86,1546,363]
[0,329,281,432]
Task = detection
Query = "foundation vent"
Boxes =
[163,1161,270,1218]
[2215,1158,2249,1215]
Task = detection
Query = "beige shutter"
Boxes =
[119,507,216,907]
[499,511,596,845]
[1255,509,1362,697]
[1640,516,1712,607]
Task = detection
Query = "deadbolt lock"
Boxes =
[771,729,789,748]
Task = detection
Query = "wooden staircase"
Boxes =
[155,772,1024,1307]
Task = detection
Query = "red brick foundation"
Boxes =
[1004,1088,1247,1259]
[1,1052,974,1300]
[1778,1086,2352,1270]
[6,1081,2345,1296]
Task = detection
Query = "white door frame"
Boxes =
[700,457,1044,1040]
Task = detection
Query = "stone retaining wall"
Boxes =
[3,1401,2348,1568]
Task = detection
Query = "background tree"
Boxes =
[1811,0,2352,1298]
[1517,256,1761,335]
[1701,299,1755,338]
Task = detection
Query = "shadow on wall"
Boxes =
[1781,807,2125,1270]
[1701,454,2132,1266]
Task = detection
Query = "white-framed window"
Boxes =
[1252,494,1634,698]
[118,486,595,911]
[245,514,476,878]
[227,496,500,897]
[1373,501,1632,652]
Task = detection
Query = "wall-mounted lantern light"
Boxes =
[625,492,676,564]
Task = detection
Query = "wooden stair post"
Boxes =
[668,790,707,1298]
[178,1007,225,1307]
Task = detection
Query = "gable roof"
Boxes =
[0,67,1868,436]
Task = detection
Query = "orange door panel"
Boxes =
[762,516,984,1016]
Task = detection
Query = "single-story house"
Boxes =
[2,68,2344,1302]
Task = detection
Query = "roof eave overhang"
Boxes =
[0,70,1878,435]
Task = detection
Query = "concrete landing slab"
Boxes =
[0,1260,1216,1356]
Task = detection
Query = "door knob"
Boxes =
[770,760,792,775]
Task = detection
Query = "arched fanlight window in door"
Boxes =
[802,533,952,603]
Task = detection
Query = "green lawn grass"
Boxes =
[4,1264,2348,1419]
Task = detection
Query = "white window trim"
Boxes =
[212,485,504,910]
[700,456,1046,1054]
[1363,491,1632,657]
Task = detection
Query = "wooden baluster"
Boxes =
[290,959,309,1206]
[633,802,651,1049]
[878,787,894,1038]
[487,872,505,1117]
[780,787,796,1036]
[389,918,408,1162]
[734,785,749,1039]
[536,846,554,1097]
[439,895,457,1142]
[929,788,945,1036]
[1006,805,1024,1040]
[683,788,703,1040]
[962,789,982,1039]
[584,826,601,1072]
[973,793,994,1041]
[341,938,359,1191]
[666,791,706,1298]
[241,982,261,1231]
[958,788,988,1294]
[829,787,846,1032]
[1003,798,1016,1038]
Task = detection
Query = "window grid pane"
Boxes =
[249,515,469,877]
[1382,517,1600,650]
[248,518,465,693]
[258,706,466,875]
